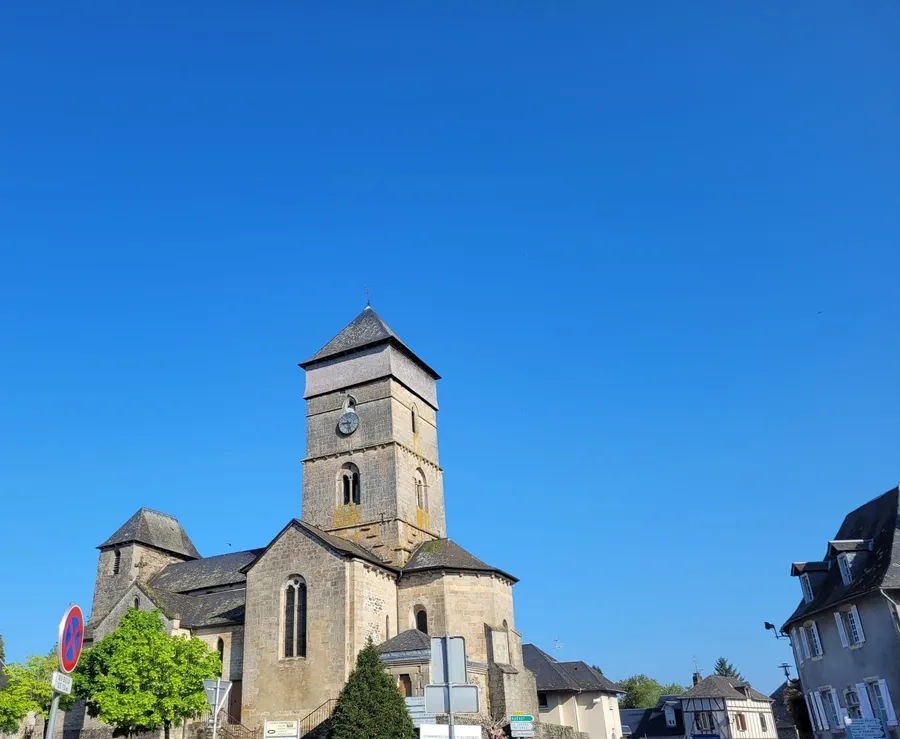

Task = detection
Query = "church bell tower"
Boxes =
[299,306,446,566]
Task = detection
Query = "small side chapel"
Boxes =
[81,307,538,731]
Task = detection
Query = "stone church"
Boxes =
[81,307,538,732]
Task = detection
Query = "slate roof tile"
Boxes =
[403,539,517,582]
[523,644,623,694]
[99,508,200,559]
[149,549,262,594]
[376,629,431,654]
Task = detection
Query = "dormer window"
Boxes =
[838,553,853,585]
[800,573,814,603]
[664,707,676,728]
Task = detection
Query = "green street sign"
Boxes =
[510,715,534,722]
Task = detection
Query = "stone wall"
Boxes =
[89,582,170,641]
[349,560,397,651]
[194,625,245,680]
[241,524,349,726]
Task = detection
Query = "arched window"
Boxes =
[217,638,225,674]
[338,463,361,506]
[113,550,121,575]
[414,468,428,511]
[415,606,428,634]
[344,395,357,412]
[133,597,140,610]
[283,576,308,658]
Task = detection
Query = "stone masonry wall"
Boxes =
[241,524,349,726]
[194,625,245,680]
[397,570,449,634]
[348,560,397,652]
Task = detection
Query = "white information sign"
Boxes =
[263,720,299,739]
[848,719,886,739]
[51,671,72,695]
[405,696,436,726]
[418,726,481,739]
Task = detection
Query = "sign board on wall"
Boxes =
[405,697,436,726]
[263,720,299,739]
[848,719,886,739]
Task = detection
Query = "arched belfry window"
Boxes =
[338,463,361,506]
[414,468,428,511]
[415,606,428,634]
[284,576,308,658]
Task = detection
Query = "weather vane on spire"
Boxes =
[365,286,371,307]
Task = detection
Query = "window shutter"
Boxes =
[877,680,897,726]
[800,627,812,659]
[856,683,875,719]
[814,691,830,729]
[811,622,823,655]
[850,605,866,642]
[834,612,849,648]
[805,694,821,731]
[830,689,847,728]
[791,628,804,664]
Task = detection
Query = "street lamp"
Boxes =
[764,622,788,640]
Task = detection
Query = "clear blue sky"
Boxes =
[1,1,898,694]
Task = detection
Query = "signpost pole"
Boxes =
[45,693,61,739]
[442,638,455,739]
[211,678,221,739]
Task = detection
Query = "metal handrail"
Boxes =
[299,698,338,736]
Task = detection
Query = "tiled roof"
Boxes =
[783,486,900,628]
[523,644,623,694]
[99,508,200,559]
[620,705,685,739]
[377,629,431,654]
[149,549,262,594]
[681,676,770,702]
[403,539,517,582]
[142,586,246,628]
[300,306,439,378]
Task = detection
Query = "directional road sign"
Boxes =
[58,605,84,674]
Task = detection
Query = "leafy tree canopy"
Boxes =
[714,658,745,683]
[73,610,220,738]
[591,665,603,675]
[330,640,415,739]
[0,652,73,734]
[619,674,687,709]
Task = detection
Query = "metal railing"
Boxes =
[299,699,337,737]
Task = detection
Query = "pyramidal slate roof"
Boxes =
[522,644,623,694]
[681,675,770,702]
[299,306,440,378]
[783,486,900,628]
[403,539,517,582]
[98,508,200,559]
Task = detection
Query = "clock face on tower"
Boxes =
[337,411,359,436]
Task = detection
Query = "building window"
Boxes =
[415,606,428,634]
[217,638,225,674]
[538,693,549,710]
[113,550,121,575]
[665,707,676,728]
[846,690,862,719]
[838,554,853,585]
[734,713,747,732]
[805,621,823,657]
[820,690,840,730]
[283,576,308,658]
[386,615,390,640]
[399,674,412,697]
[338,463,361,506]
[133,597,140,610]
[837,605,866,646]
[760,714,768,733]
[694,711,714,733]
[800,573,814,603]
[411,405,417,434]
[415,468,428,511]
[865,681,895,725]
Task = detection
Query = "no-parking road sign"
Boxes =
[58,605,84,674]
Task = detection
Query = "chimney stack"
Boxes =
[693,672,702,686]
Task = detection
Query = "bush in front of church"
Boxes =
[329,640,415,739]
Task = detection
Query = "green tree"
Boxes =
[784,679,813,739]
[591,664,604,675]
[619,675,687,708]
[714,658,745,682]
[73,610,220,739]
[329,640,415,739]
[0,652,72,734]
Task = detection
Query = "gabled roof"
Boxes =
[681,675,770,702]
[522,644,623,694]
[300,306,440,378]
[790,561,830,575]
[242,519,397,574]
[140,583,246,628]
[376,629,431,654]
[403,539,517,582]
[98,508,200,559]
[828,540,873,555]
[784,486,900,628]
[149,549,263,594]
